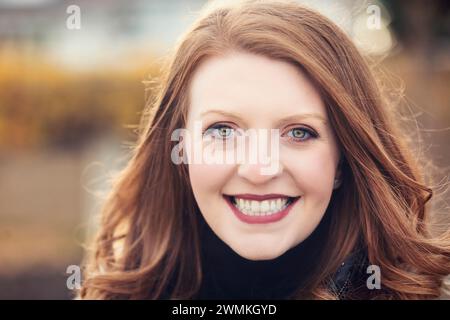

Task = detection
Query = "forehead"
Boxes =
[188,51,326,121]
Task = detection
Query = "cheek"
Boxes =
[282,145,337,197]
[188,163,235,198]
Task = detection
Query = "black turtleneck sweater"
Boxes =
[193,212,331,300]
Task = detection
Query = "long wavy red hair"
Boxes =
[79,0,450,299]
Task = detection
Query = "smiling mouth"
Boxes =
[223,194,301,219]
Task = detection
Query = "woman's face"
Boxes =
[185,51,340,260]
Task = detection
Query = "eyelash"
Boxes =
[285,126,318,142]
[203,123,237,139]
[203,123,319,142]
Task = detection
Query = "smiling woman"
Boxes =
[187,52,339,261]
[79,0,450,300]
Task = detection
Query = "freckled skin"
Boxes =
[186,51,340,261]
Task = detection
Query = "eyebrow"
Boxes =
[199,109,328,125]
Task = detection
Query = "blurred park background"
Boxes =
[0,0,449,299]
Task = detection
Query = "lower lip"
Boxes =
[224,196,300,224]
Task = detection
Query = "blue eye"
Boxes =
[203,124,235,139]
[286,127,317,142]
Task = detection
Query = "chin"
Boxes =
[232,244,288,261]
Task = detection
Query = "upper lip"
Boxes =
[225,193,300,201]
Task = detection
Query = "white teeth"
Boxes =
[270,200,276,212]
[231,196,292,216]
[261,200,269,213]
[251,201,259,213]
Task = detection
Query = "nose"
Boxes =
[236,128,283,184]
[237,156,283,185]
[237,162,282,184]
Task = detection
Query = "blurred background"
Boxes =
[0,0,448,299]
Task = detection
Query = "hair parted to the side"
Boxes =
[79,0,450,299]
